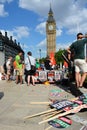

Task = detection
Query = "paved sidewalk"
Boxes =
[0,80,87,130]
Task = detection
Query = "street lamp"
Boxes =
[39,49,41,60]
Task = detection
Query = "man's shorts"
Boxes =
[7,69,11,75]
[74,59,87,73]
[16,69,23,76]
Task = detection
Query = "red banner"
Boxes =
[50,52,56,65]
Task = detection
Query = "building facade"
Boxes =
[46,6,56,57]
[0,31,24,66]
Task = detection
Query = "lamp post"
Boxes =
[39,49,41,60]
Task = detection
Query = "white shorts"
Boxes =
[74,59,87,73]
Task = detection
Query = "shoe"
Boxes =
[79,86,83,88]
[27,82,30,86]
[7,80,11,83]
[15,82,19,84]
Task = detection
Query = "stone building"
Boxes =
[0,31,24,66]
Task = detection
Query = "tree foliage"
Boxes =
[55,49,66,65]
[40,49,66,65]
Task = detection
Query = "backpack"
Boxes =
[13,61,17,69]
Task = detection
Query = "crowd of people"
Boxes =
[0,51,37,86]
[0,51,57,86]
[0,32,87,88]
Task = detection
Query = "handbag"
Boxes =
[31,65,36,71]
[28,56,36,72]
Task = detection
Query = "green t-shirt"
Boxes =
[36,61,40,69]
[70,38,87,59]
[15,55,22,69]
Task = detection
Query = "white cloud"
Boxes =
[0,0,13,16]
[36,39,46,56]
[12,26,30,39]
[56,29,62,37]
[0,0,87,35]
[0,4,8,16]
[56,42,71,52]
[19,0,87,35]
[19,0,49,16]
[0,26,30,40]
[36,22,46,35]
[0,0,13,3]
[37,38,46,48]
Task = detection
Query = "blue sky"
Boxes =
[0,0,87,59]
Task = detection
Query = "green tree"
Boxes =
[55,49,66,65]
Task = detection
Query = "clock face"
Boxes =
[48,25,53,30]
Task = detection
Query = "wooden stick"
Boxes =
[30,101,51,105]
[41,110,58,117]
[43,97,80,120]
[24,95,83,121]
[24,97,79,120]
[24,108,56,119]
[44,96,86,120]
[44,97,78,119]
[39,104,87,124]
[30,97,78,105]
[43,110,62,120]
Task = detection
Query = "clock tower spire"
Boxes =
[46,4,56,56]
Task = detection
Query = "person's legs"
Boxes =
[75,72,81,87]
[27,75,30,86]
[7,74,10,81]
[6,69,11,81]
[19,69,23,84]
[79,60,87,87]
[16,75,19,83]
[32,75,35,85]
[74,62,81,87]
[79,72,87,87]
[16,70,19,83]
[25,74,28,83]
[20,75,23,84]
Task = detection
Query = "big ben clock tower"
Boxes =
[46,6,56,56]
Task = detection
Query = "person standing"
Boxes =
[25,51,36,86]
[35,59,40,70]
[15,51,23,84]
[44,56,53,70]
[6,56,13,82]
[67,33,87,87]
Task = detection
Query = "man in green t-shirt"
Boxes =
[15,51,23,84]
[35,59,40,69]
[67,33,87,88]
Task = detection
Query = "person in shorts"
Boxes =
[67,33,87,88]
[6,56,13,82]
[15,51,23,84]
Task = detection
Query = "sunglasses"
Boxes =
[78,37,82,39]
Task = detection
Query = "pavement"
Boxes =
[0,80,87,130]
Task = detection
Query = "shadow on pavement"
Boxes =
[55,79,83,97]
[69,83,83,97]
[0,92,4,99]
